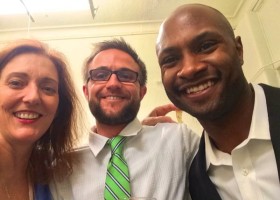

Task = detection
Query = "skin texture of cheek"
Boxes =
[162,70,181,100]
[0,93,57,144]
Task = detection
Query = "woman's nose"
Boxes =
[22,85,41,104]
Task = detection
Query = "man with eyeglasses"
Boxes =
[50,38,199,200]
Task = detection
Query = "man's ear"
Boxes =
[140,85,147,100]
[83,84,89,101]
[235,36,244,65]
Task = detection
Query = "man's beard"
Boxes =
[89,99,140,125]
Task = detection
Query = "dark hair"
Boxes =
[82,38,147,86]
[0,39,80,183]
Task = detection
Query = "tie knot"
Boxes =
[107,135,126,155]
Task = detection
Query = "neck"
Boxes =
[95,121,128,138]
[0,140,32,174]
[0,140,33,200]
[199,85,255,154]
[0,173,30,199]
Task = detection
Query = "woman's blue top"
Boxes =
[34,184,52,200]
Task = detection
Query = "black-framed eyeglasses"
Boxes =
[88,68,139,83]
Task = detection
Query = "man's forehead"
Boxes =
[93,49,132,61]
[170,6,221,26]
[90,49,139,71]
[159,6,229,39]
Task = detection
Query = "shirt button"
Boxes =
[242,168,249,176]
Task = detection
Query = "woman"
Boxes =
[0,39,80,199]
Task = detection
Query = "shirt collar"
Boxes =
[247,84,270,140]
[205,84,270,169]
[89,118,142,156]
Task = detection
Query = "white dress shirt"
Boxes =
[50,118,199,200]
[205,84,280,200]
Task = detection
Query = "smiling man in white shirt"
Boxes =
[156,3,280,200]
[50,38,199,200]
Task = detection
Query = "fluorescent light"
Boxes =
[0,0,90,15]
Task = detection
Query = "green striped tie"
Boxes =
[104,136,131,200]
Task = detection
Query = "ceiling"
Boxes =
[0,0,254,31]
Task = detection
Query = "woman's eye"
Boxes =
[8,79,24,89]
[42,86,57,95]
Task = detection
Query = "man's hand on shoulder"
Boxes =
[142,104,179,126]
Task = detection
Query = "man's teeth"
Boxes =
[15,112,40,119]
[106,96,122,100]
[187,81,214,94]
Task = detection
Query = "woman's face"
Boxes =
[0,53,59,146]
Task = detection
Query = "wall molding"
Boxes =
[0,20,161,43]
[250,0,264,11]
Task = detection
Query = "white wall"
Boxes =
[235,0,280,87]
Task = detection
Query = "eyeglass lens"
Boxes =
[89,69,138,83]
